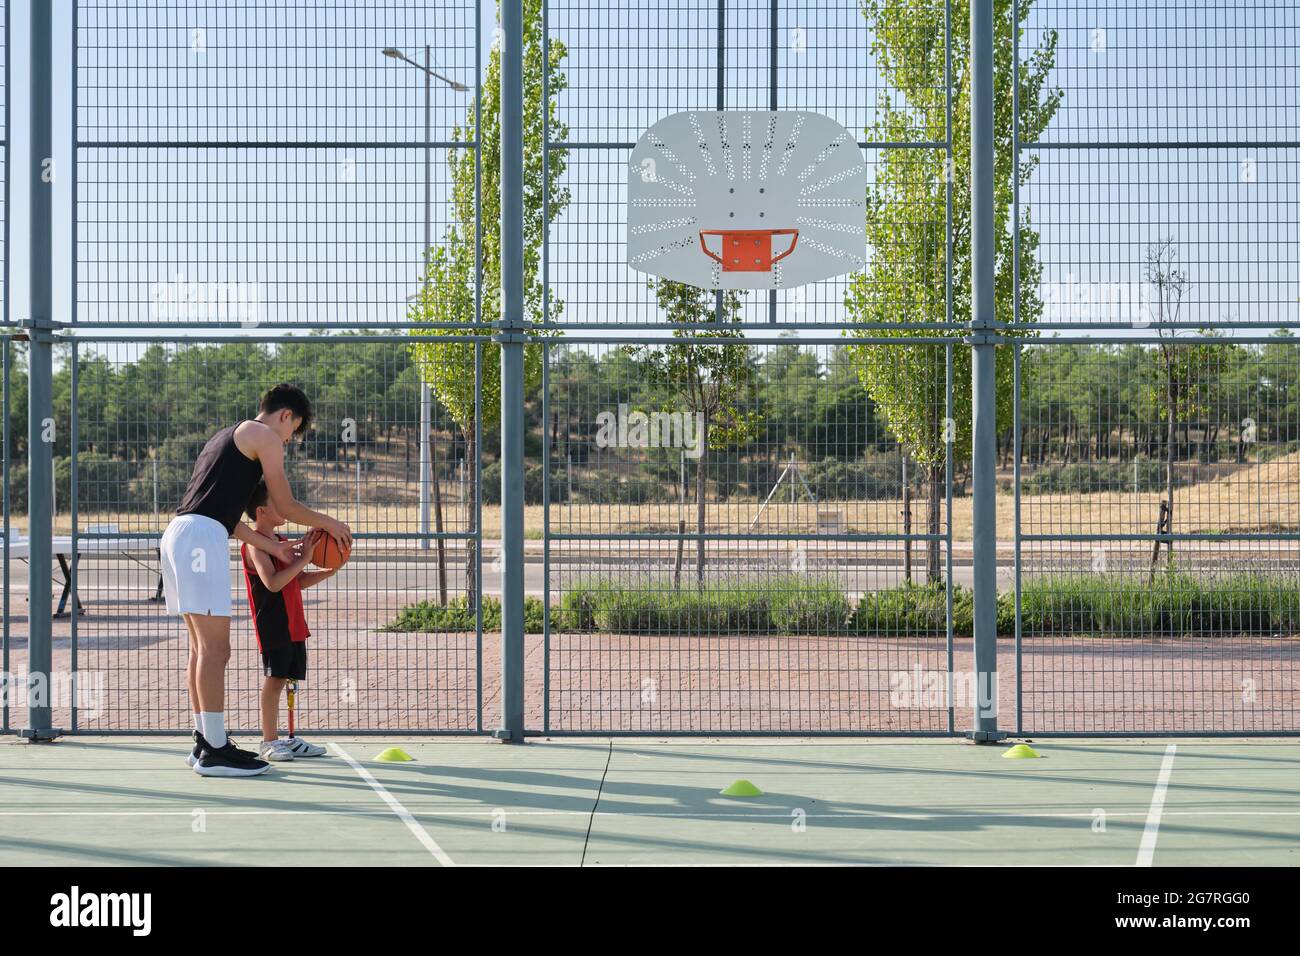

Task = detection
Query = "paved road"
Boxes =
[1,553,1016,606]
[9,537,1289,610]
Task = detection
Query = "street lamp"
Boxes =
[383,48,469,92]
[382,46,467,553]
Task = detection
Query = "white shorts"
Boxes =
[160,514,234,618]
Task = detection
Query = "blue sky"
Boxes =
[4,0,1298,342]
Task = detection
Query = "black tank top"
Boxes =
[176,421,265,534]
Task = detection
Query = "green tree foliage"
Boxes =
[3,336,1291,521]
[24,338,417,518]
[846,0,1061,581]
[406,0,569,431]
[405,0,570,605]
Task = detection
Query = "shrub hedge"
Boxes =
[383,572,1299,637]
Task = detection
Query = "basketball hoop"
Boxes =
[627,110,867,291]
[699,229,799,273]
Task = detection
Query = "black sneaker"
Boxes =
[222,735,260,760]
[186,732,257,767]
[193,740,272,777]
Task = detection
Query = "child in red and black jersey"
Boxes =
[240,479,337,760]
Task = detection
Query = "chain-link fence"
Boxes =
[1014,339,1300,733]
[542,340,956,733]
[1005,0,1300,733]
[65,336,485,732]
[2,1,1296,736]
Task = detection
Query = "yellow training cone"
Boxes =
[375,747,414,762]
[720,779,763,797]
[1002,744,1042,759]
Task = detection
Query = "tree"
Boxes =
[810,348,892,460]
[407,0,569,607]
[846,0,1061,582]
[1143,238,1214,578]
[1260,331,1299,447]
[626,281,759,583]
[3,340,27,464]
[755,340,822,467]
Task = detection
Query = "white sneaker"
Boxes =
[258,739,296,762]
[278,736,328,758]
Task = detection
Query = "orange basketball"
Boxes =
[311,531,351,570]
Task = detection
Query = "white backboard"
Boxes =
[627,110,867,291]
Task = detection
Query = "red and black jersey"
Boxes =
[240,535,310,651]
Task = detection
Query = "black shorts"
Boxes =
[262,641,307,681]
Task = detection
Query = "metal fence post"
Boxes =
[1,2,7,734]
[541,342,551,733]
[1013,344,1023,735]
[714,0,725,326]
[968,0,1003,742]
[768,0,778,325]
[2,337,10,734]
[495,0,526,743]
[70,344,79,732]
[1011,0,1022,736]
[419,44,433,553]
[23,0,58,740]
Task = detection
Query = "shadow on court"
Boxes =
[0,737,1296,866]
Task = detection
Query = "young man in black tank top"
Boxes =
[161,384,352,777]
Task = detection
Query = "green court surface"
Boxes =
[1,737,1296,866]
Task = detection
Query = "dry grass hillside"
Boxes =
[41,446,1300,545]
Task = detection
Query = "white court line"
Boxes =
[5,808,1293,820]
[329,742,455,866]
[1137,743,1177,867]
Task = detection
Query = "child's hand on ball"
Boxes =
[298,529,324,564]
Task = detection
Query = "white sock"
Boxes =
[193,714,204,736]
[201,712,226,749]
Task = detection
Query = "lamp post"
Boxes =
[382,47,467,552]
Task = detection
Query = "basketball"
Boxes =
[311,531,351,570]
